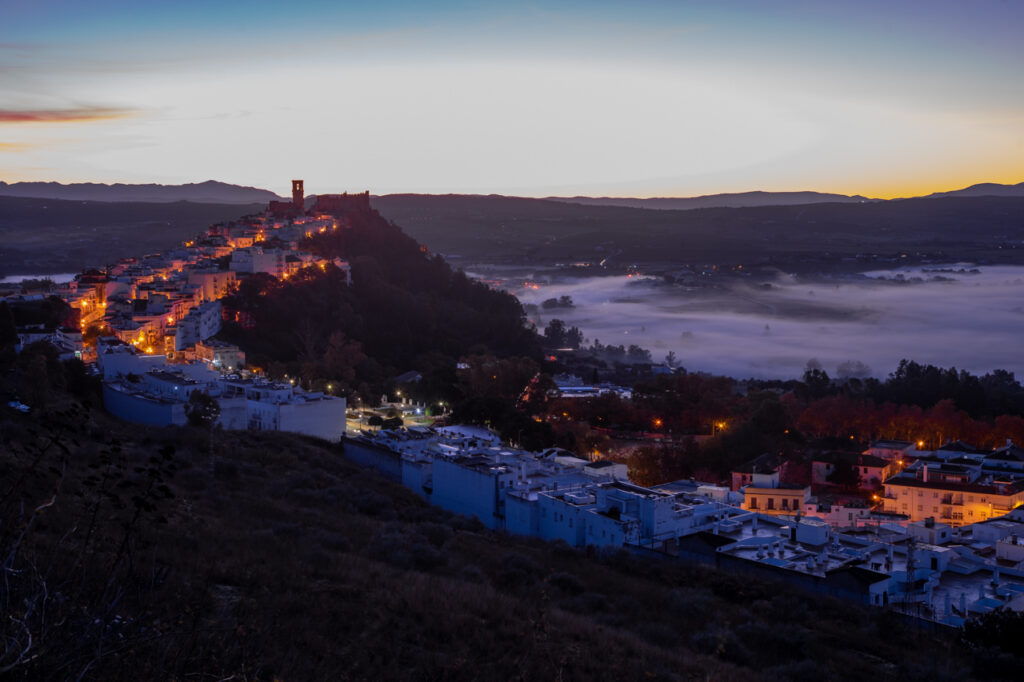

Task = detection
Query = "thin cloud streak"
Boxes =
[0,142,34,152]
[0,107,136,124]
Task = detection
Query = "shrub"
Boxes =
[366,524,446,571]
[546,571,584,596]
[418,521,454,548]
[351,489,395,518]
[446,513,485,532]
[734,621,806,665]
[213,458,239,480]
[690,626,752,665]
[632,621,678,648]
[494,552,543,591]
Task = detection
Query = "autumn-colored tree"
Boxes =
[323,330,366,385]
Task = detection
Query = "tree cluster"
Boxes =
[537,361,1024,486]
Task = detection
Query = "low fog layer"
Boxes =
[511,265,1024,380]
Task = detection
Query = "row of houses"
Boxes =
[97,337,346,441]
[348,426,1024,618]
[38,197,352,361]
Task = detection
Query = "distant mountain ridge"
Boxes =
[920,181,1024,200]
[544,190,876,210]
[0,179,283,204]
[2,179,1022,209]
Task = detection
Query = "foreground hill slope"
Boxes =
[0,382,989,681]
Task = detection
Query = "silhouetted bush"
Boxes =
[765,659,833,682]
[632,621,678,648]
[547,571,585,596]
[213,458,239,480]
[494,552,543,591]
[418,521,454,548]
[317,530,352,553]
[446,513,485,532]
[351,489,395,518]
[561,591,608,615]
[366,523,446,571]
[665,586,717,624]
[735,621,806,665]
[690,626,752,665]
[459,564,485,584]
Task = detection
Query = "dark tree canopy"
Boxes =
[185,390,221,428]
[220,207,541,401]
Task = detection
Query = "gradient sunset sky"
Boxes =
[2,0,1022,198]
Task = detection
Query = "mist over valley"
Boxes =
[502,264,1024,380]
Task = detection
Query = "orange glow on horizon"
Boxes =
[617,169,1024,202]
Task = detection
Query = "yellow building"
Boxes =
[741,482,811,515]
[882,461,1024,526]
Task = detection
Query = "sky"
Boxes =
[1,0,1022,198]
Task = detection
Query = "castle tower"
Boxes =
[292,180,304,210]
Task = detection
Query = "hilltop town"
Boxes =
[3,181,368,439]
